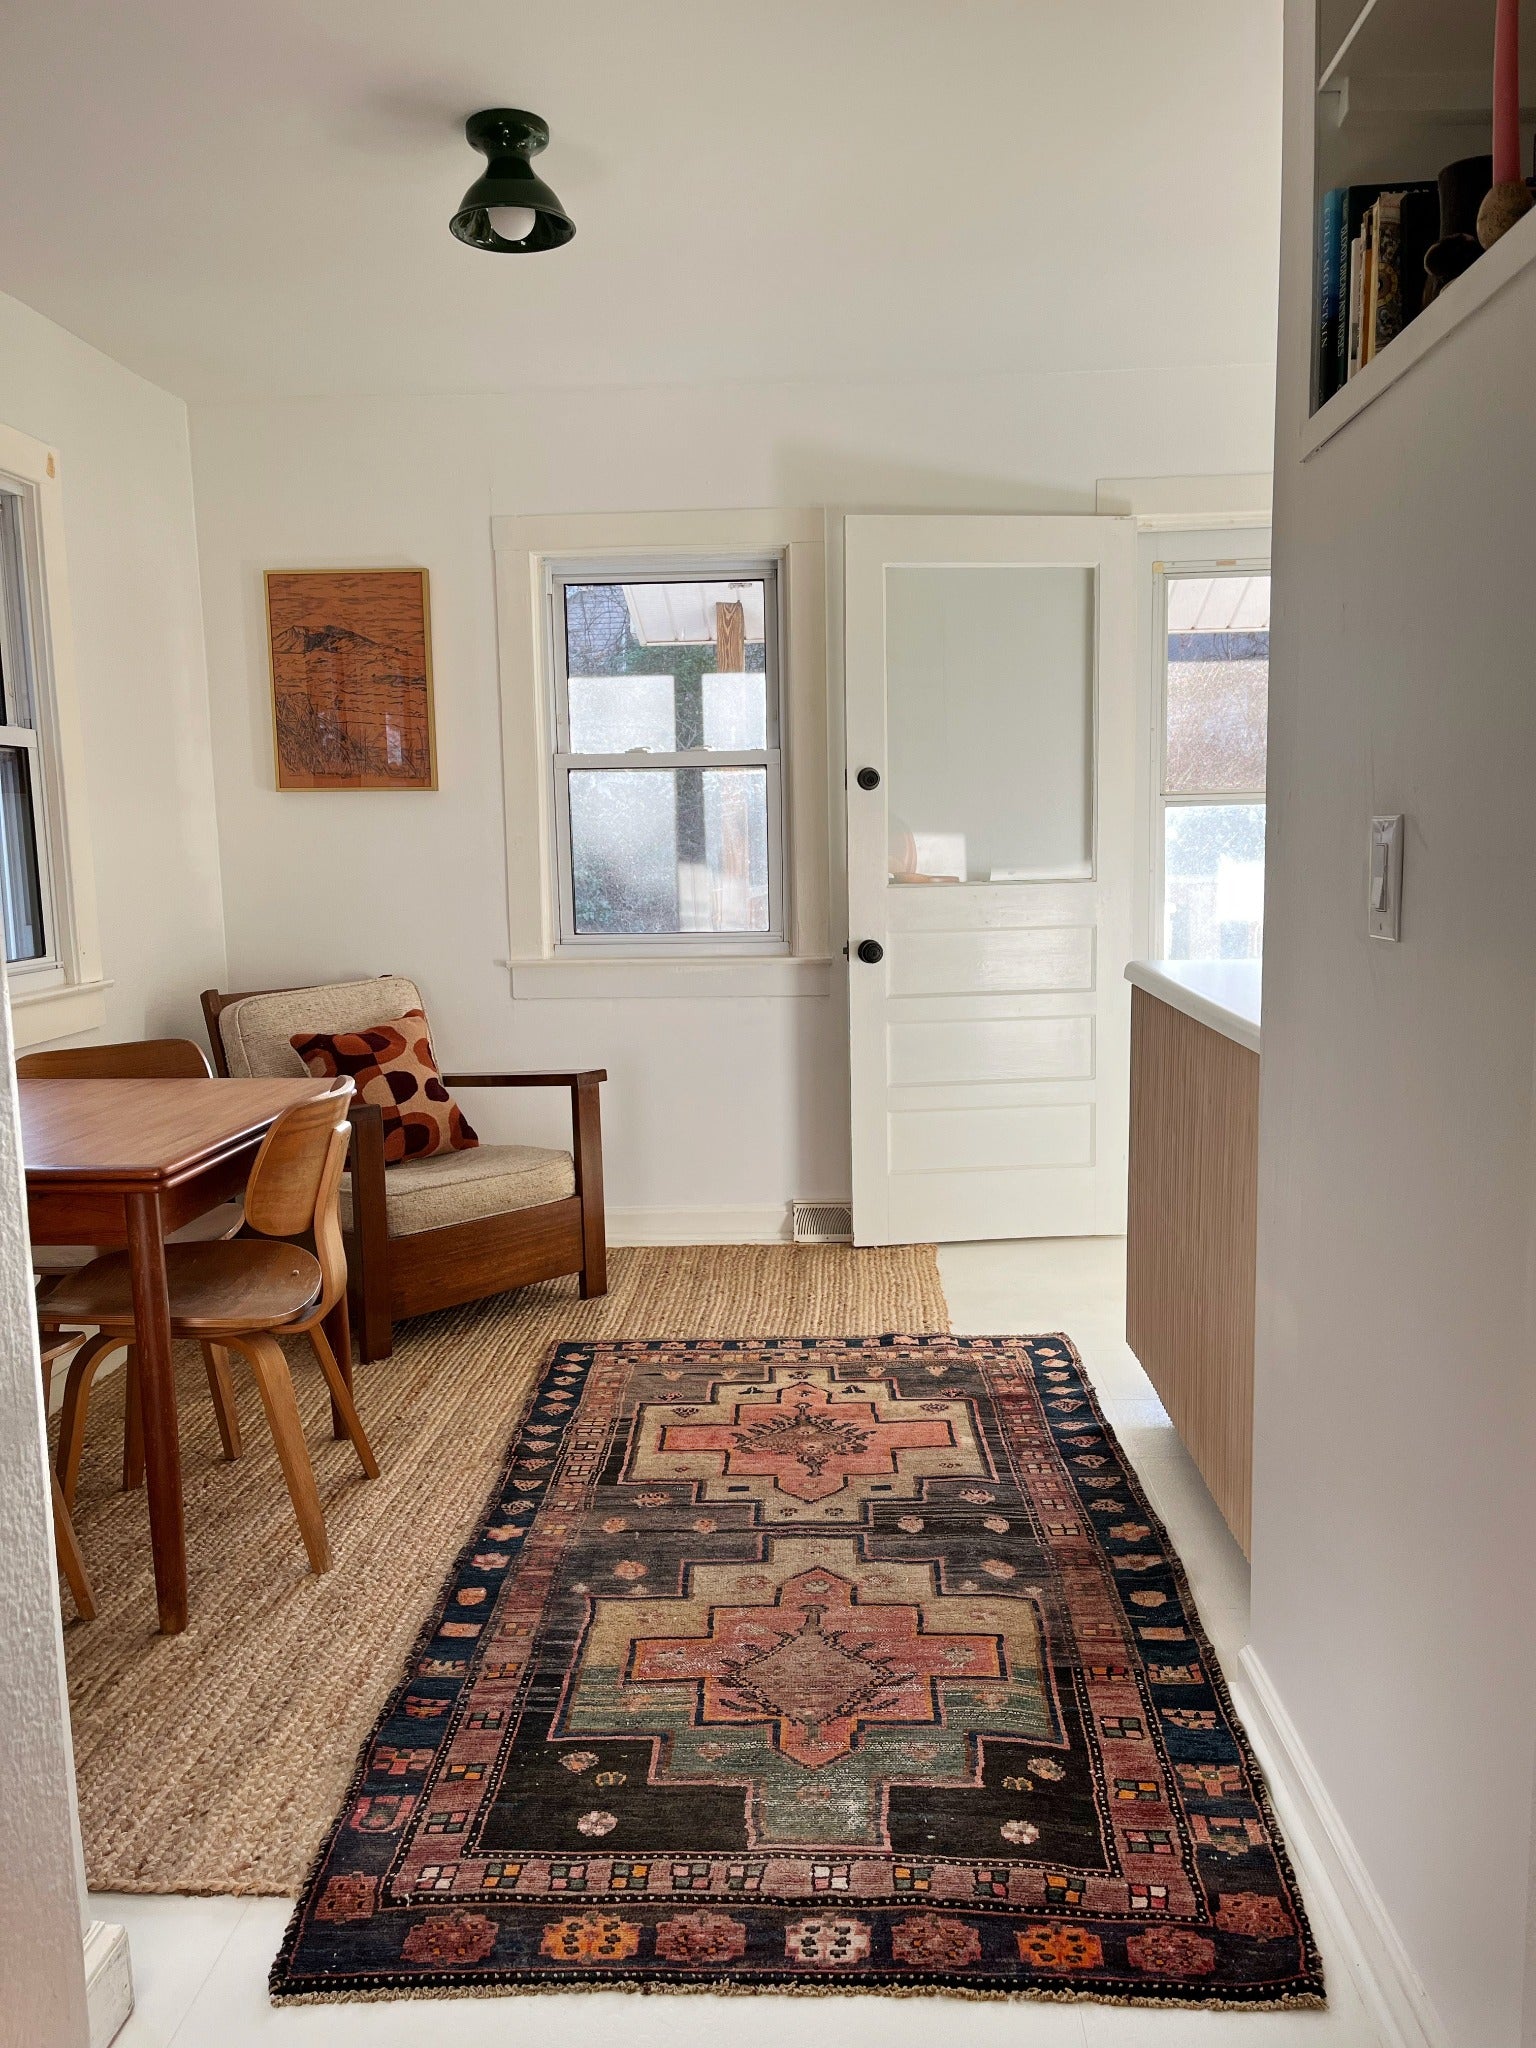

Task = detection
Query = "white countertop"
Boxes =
[1124,959,1261,1054]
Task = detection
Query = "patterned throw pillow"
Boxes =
[290,1009,478,1163]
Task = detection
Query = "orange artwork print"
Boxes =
[265,568,437,790]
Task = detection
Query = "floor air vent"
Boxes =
[792,1202,853,1244]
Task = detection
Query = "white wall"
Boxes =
[0,291,226,1045]
[189,362,1276,1221]
[1254,6,1536,2043]
[0,970,90,2044]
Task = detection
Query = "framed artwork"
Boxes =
[265,568,437,790]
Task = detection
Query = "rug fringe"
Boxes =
[271,1974,1329,2011]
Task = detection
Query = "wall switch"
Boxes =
[1369,815,1403,941]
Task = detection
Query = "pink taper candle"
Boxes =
[1478,0,1531,245]
[1493,0,1522,186]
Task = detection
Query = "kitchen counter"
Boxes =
[1124,958,1261,1055]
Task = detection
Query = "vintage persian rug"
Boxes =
[272,1335,1323,2008]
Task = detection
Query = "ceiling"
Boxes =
[0,0,1282,404]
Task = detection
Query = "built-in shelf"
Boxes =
[1319,0,1535,126]
[1320,0,1522,98]
[1302,197,1536,456]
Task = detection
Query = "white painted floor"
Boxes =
[95,1238,1383,2048]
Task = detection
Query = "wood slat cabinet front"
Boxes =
[1125,986,1259,1555]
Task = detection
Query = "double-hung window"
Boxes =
[548,559,786,950]
[1154,555,1270,962]
[0,483,57,972]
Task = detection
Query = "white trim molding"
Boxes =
[9,975,111,1049]
[1095,473,1273,528]
[491,508,830,975]
[607,1203,800,1245]
[507,956,831,1001]
[84,1919,133,2047]
[0,420,104,1046]
[1234,1648,1450,2048]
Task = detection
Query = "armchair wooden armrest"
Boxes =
[439,1070,608,1089]
[443,1072,606,1298]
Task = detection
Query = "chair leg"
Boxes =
[38,1321,86,1412]
[122,1345,145,1492]
[201,1343,243,1462]
[321,1294,351,1441]
[306,1324,379,1479]
[52,1472,95,1622]
[56,1332,128,1511]
[229,1333,330,1574]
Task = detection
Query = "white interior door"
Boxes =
[845,514,1136,1246]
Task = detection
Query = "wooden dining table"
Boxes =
[22,1073,332,1633]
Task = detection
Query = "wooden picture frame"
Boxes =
[265,568,437,791]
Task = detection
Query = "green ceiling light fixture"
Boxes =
[449,108,575,253]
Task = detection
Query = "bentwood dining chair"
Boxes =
[46,1084,379,1576]
[39,1321,95,1620]
[19,1036,247,1494]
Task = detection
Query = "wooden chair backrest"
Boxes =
[16,1038,214,1080]
[242,1082,354,1248]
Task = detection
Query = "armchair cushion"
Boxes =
[217,976,426,1079]
[291,1010,478,1163]
[341,1143,575,1238]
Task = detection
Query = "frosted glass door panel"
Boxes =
[885,565,1095,885]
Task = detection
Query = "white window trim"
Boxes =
[1146,530,1272,961]
[493,510,830,996]
[0,422,105,1047]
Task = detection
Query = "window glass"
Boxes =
[1163,801,1265,961]
[568,766,769,934]
[884,563,1095,884]
[0,744,45,961]
[564,580,768,754]
[1164,573,1269,795]
[0,493,49,966]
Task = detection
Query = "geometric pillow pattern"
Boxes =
[291,1009,478,1164]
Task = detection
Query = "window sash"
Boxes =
[1150,551,1269,961]
[547,558,789,951]
[551,558,782,757]
[0,486,58,974]
[1162,789,1267,808]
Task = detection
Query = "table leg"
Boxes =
[321,1293,352,1441]
[125,1189,187,1634]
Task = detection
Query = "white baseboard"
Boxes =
[1234,1648,1448,2048]
[84,1920,132,2047]
[607,1205,793,1246]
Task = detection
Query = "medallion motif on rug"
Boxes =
[272,1335,1323,2008]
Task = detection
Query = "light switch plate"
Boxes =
[1369,815,1403,941]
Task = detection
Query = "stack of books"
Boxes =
[1316,182,1439,406]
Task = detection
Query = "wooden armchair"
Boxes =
[200,977,606,1362]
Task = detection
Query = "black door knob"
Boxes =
[856,939,884,965]
[855,766,881,791]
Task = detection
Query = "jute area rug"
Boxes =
[61,1244,947,1896]
[272,1334,1322,2009]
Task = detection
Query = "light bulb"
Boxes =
[486,204,537,243]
